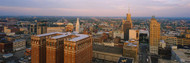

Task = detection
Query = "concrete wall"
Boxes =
[93,51,122,62]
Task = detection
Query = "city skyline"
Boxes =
[0,0,190,17]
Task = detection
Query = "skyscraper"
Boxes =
[37,21,47,35]
[31,33,56,63]
[31,32,92,63]
[149,16,160,55]
[64,34,92,63]
[76,18,80,33]
[31,32,64,63]
[122,8,133,41]
[46,34,66,63]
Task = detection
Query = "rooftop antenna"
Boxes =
[128,4,130,13]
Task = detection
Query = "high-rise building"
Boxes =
[31,32,63,63]
[149,16,160,55]
[76,18,80,33]
[129,29,139,40]
[64,34,92,63]
[37,21,47,35]
[31,32,92,63]
[122,9,133,40]
[46,33,67,63]
[29,24,37,35]
[161,36,177,46]
[139,30,149,43]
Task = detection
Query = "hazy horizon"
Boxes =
[0,0,190,17]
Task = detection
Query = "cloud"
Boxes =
[0,6,124,16]
[0,0,190,17]
[152,0,190,6]
[146,6,174,11]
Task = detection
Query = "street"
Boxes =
[139,43,149,63]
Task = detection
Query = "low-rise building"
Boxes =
[159,40,166,48]
[185,34,190,39]
[123,40,139,63]
[171,49,190,63]
[129,29,139,40]
[47,27,65,33]
[177,38,190,46]
[117,57,134,63]
[13,39,26,51]
[161,36,177,46]
[113,30,124,39]
[93,43,123,62]
[0,39,13,53]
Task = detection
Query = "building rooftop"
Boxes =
[13,39,25,42]
[69,34,89,42]
[51,34,68,39]
[173,49,190,62]
[160,40,165,43]
[36,32,63,37]
[67,23,73,25]
[127,43,137,47]
[93,44,123,55]
[36,32,89,42]
[117,57,133,63]
[97,32,109,34]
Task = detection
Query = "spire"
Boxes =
[126,6,131,22]
[77,18,79,24]
[151,16,156,20]
[152,16,155,19]
[128,5,130,14]
[76,18,80,33]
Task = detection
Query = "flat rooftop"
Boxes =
[36,32,63,37]
[69,34,89,42]
[173,49,190,62]
[36,32,89,42]
[93,44,123,55]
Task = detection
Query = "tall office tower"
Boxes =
[31,32,92,63]
[29,24,37,35]
[46,33,68,63]
[37,21,47,35]
[76,18,80,33]
[31,32,63,63]
[64,34,92,63]
[122,19,126,31]
[123,8,133,40]
[149,16,160,55]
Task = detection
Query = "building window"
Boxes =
[65,45,67,48]
[47,42,49,46]
[69,45,71,49]
[52,42,54,46]
[50,42,51,46]
[72,46,75,50]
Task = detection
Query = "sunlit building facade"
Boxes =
[122,9,133,41]
[149,16,160,55]
[31,32,92,63]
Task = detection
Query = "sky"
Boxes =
[0,0,190,17]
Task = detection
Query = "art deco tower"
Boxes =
[76,18,80,33]
[149,16,160,55]
[123,8,133,40]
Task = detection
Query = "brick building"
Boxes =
[31,32,92,63]
[0,39,13,53]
